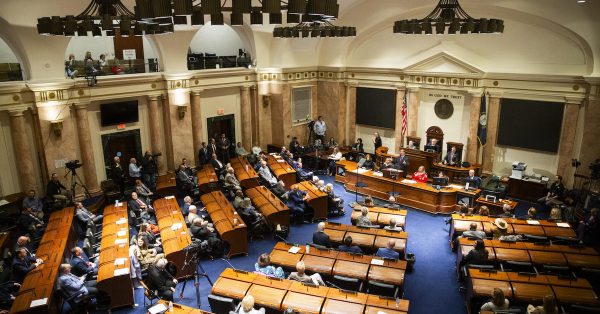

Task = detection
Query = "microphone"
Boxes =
[221,258,245,276]
[326,281,343,290]
[274,234,290,245]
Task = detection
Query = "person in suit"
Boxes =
[459,239,489,268]
[198,142,210,167]
[58,264,97,302]
[462,223,486,240]
[373,133,382,153]
[17,207,45,238]
[147,258,177,301]
[375,239,400,260]
[289,137,302,155]
[394,149,409,171]
[352,138,364,153]
[189,218,222,255]
[361,154,375,170]
[224,167,241,190]
[444,146,459,166]
[181,196,193,216]
[140,151,158,191]
[75,201,103,225]
[218,133,231,163]
[70,247,97,277]
[111,156,125,196]
[288,185,308,223]
[14,236,34,259]
[464,169,481,189]
[207,138,218,159]
[427,138,440,153]
[12,248,43,283]
[312,222,331,247]
[338,236,363,254]
[258,161,278,186]
[210,154,226,176]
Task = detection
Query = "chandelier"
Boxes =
[272,0,356,38]
[393,0,504,35]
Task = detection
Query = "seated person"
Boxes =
[381,157,395,170]
[294,161,314,182]
[187,205,200,226]
[537,175,565,208]
[177,164,198,192]
[407,140,417,150]
[210,154,226,176]
[312,222,331,247]
[287,261,325,285]
[236,142,248,156]
[443,146,459,166]
[355,206,373,227]
[412,166,428,183]
[328,137,337,148]
[22,189,44,219]
[147,258,177,301]
[181,196,193,216]
[491,218,522,241]
[327,147,343,176]
[137,223,162,253]
[258,161,278,186]
[271,180,289,200]
[70,247,97,277]
[577,208,599,242]
[426,138,440,153]
[288,185,309,223]
[523,207,538,220]
[132,237,165,270]
[135,179,154,204]
[352,138,364,153]
[238,198,267,231]
[361,154,375,171]
[325,183,345,215]
[498,204,513,218]
[461,222,485,240]
[338,236,362,254]
[464,169,481,189]
[254,253,285,278]
[549,207,562,221]
[289,137,302,155]
[12,248,43,283]
[478,205,490,217]
[459,239,489,268]
[58,264,97,302]
[14,236,34,259]
[190,218,222,255]
[75,201,103,226]
[128,191,154,216]
[238,295,265,314]
[527,294,558,314]
[364,196,375,207]
[481,288,510,312]
[384,218,403,232]
[375,239,400,260]
[17,207,45,238]
[233,189,245,209]
[46,172,70,205]
[224,167,241,190]
[436,171,449,183]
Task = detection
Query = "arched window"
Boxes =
[0,37,23,81]
[188,22,252,70]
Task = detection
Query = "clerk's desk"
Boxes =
[212,268,410,314]
[336,160,480,214]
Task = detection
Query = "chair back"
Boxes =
[332,275,362,292]
[208,294,236,313]
[367,280,398,298]
[140,280,159,302]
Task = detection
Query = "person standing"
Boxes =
[373,132,382,153]
[141,151,157,191]
[198,142,210,167]
[394,149,410,171]
[313,116,326,143]
[129,158,142,181]
[111,156,125,197]
[219,133,231,163]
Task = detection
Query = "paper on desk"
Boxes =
[277,160,286,163]
[116,230,126,237]
[114,258,127,266]
[148,303,167,314]
[171,223,183,231]
[115,238,127,245]
[449,184,463,189]
[377,311,388,314]
[288,246,301,254]
[116,218,126,225]
[113,268,129,276]
[372,172,383,177]
[526,220,540,225]
[165,196,175,200]
[371,258,384,266]
[557,222,570,228]
[30,298,48,307]
[401,179,416,184]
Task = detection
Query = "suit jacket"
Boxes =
[461,248,489,267]
[59,273,87,298]
[288,189,306,205]
[211,159,225,173]
[12,256,36,282]
[375,247,400,260]
[444,152,459,165]
[374,137,382,150]
[70,255,94,277]
[198,147,210,165]
[394,155,409,171]
[338,245,363,254]
[75,208,96,224]
[46,180,66,197]
[312,231,331,248]
[352,142,364,153]
[219,137,231,151]
[147,265,176,293]
[465,176,481,189]
[128,198,147,214]
[111,163,124,183]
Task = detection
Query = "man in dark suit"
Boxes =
[70,247,97,277]
[207,138,218,158]
[147,258,177,301]
[17,207,44,238]
[375,239,400,260]
[111,156,125,197]
[338,236,362,254]
[394,149,410,171]
[288,185,308,224]
[373,133,382,153]
[312,222,331,247]
[218,133,231,163]
[198,142,209,167]
[12,248,43,283]
[464,169,481,189]
[210,154,226,176]
[444,146,459,166]
[14,236,34,259]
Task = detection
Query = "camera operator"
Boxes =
[46,172,71,206]
[141,151,158,191]
[313,116,326,143]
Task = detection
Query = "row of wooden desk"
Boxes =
[212,268,410,314]
[269,242,406,287]
[230,156,259,189]
[97,202,134,309]
[156,172,177,196]
[267,154,297,188]
[350,206,407,228]
[153,300,213,313]
[11,207,75,314]
[200,191,248,257]
[154,197,194,278]
[336,160,480,214]
[294,180,328,221]
[323,222,408,255]
[467,269,599,308]
[457,237,600,269]
[246,185,290,228]
[196,165,219,194]
[451,214,577,239]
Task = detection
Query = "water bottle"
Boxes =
[305,244,310,254]
[115,199,118,207]
[168,301,173,312]
[396,297,400,309]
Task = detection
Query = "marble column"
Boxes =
[30,106,49,185]
[190,90,203,165]
[147,96,166,173]
[407,87,420,137]
[482,95,501,174]
[347,84,357,143]
[250,86,259,146]
[394,88,407,150]
[240,86,252,151]
[161,95,175,170]
[557,102,581,186]
[74,104,100,193]
[9,110,37,192]
[466,92,482,164]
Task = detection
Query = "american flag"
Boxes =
[401,92,408,138]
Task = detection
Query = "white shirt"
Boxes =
[314,120,326,135]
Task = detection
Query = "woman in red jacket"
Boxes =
[413,165,428,183]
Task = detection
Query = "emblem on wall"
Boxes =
[434,98,454,119]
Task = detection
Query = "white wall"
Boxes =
[355,125,396,155]
[189,23,245,56]
[65,36,115,60]
[0,111,21,195]
[199,88,242,145]
[0,37,18,63]
[492,147,559,179]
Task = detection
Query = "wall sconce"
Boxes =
[177,105,187,120]
[262,94,271,107]
[51,120,63,137]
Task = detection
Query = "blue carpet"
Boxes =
[111,178,548,314]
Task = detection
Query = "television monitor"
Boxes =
[432,177,448,187]
[355,87,396,129]
[100,100,139,126]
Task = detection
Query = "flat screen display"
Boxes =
[356,87,396,129]
[100,100,139,126]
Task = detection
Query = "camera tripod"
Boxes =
[64,167,90,204]
[179,246,213,308]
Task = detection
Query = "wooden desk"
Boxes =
[366,294,410,312]
[196,165,219,194]
[211,277,252,299]
[333,260,369,281]
[294,181,328,221]
[156,300,213,313]
[508,177,547,202]
[375,147,438,178]
[230,156,259,189]
[11,207,75,314]
[247,284,287,310]
[351,206,407,227]
[322,299,364,314]
[551,286,600,306]
[97,203,134,309]
[200,191,248,257]
[154,197,194,278]
[267,154,297,188]
[565,253,600,269]
[246,185,290,228]
[301,254,336,275]
[282,291,324,314]
[337,160,480,214]
[451,214,576,239]
[432,163,481,184]
[156,173,177,196]
[324,222,408,255]
[512,282,554,303]
[475,196,518,215]
[471,278,513,299]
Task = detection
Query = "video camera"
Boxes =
[65,160,82,170]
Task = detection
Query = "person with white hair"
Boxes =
[312,222,331,247]
[356,207,373,227]
[224,167,241,190]
[325,183,345,215]
[187,205,199,225]
[238,295,265,314]
[258,161,277,186]
[287,261,325,285]
[147,258,177,301]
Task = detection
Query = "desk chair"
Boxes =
[57,287,87,313]
[332,275,363,292]
[500,260,537,273]
[551,236,580,245]
[366,280,399,298]
[461,264,495,281]
[207,294,237,313]
[140,280,160,307]
[567,304,600,314]
[540,265,575,278]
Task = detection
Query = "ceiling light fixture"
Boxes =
[273,0,356,38]
[393,0,504,35]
